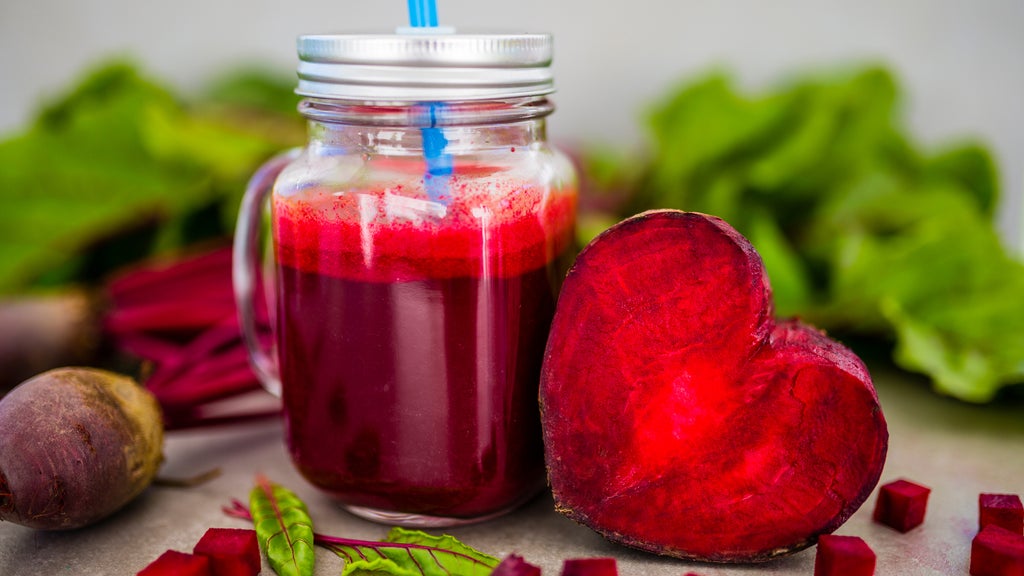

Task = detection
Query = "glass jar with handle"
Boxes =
[233,31,577,527]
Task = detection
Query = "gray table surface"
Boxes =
[2,365,1022,575]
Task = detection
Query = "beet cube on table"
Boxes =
[136,550,212,576]
[814,534,876,576]
[493,554,542,576]
[873,478,931,532]
[561,557,618,576]
[193,527,261,576]
[971,524,1024,576]
[982,494,1024,535]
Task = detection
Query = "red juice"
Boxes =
[272,172,575,520]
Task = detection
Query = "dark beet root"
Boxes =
[873,479,930,533]
[0,290,101,393]
[814,535,876,576]
[981,494,1024,535]
[0,367,163,530]
[193,527,261,576]
[137,550,212,576]
[540,211,888,562]
[970,524,1024,576]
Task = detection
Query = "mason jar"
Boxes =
[234,32,577,526]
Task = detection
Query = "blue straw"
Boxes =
[405,0,450,203]
[407,0,438,27]
[422,103,453,202]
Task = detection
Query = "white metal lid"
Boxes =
[295,33,554,102]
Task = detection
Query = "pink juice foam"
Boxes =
[272,172,575,518]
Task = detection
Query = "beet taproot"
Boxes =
[0,291,101,393]
[0,367,163,530]
[539,210,888,562]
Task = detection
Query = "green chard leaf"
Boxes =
[324,526,499,576]
[0,60,304,294]
[634,72,795,214]
[588,63,1024,402]
[249,476,316,576]
[922,142,998,216]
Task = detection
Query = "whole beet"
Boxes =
[0,367,163,530]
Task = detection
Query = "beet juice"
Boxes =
[272,173,574,521]
[234,32,576,526]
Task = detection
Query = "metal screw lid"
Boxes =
[296,33,554,102]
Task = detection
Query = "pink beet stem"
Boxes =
[144,321,248,389]
[222,500,492,567]
[110,263,233,307]
[113,332,185,362]
[176,350,255,384]
[107,246,233,305]
[163,408,281,431]
[152,366,260,410]
[105,299,236,334]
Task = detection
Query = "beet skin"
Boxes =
[540,211,888,562]
[0,367,164,530]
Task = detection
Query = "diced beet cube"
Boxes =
[137,550,212,576]
[193,527,261,576]
[814,534,876,576]
[493,554,542,576]
[873,478,931,532]
[562,557,618,576]
[970,524,1024,576]
[981,494,1024,535]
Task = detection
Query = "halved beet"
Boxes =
[540,211,888,562]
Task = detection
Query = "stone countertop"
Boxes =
[1,365,1022,576]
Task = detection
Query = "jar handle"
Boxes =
[233,148,300,397]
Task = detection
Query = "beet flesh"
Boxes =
[137,550,212,576]
[981,494,1024,535]
[0,367,164,530]
[193,527,261,576]
[493,554,542,576]
[814,535,876,576]
[970,524,1024,576]
[540,211,888,562]
[561,558,618,576]
[873,479,930,533]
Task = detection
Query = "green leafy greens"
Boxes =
[228,479,500,576]
[322,527,499,576]
[0,61,303,293]
[249,475,316,576]
[586,65,1023,402]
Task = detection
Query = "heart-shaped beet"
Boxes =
[540,210,888,562]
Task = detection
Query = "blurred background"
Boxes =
[2,0,1022,244]
[2,0,1024,405]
